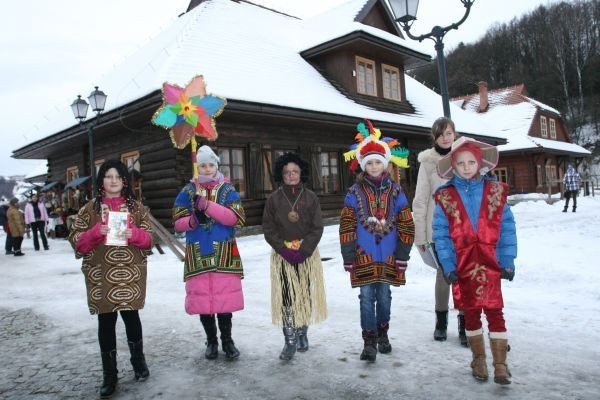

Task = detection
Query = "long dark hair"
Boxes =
[273,152,310,184]
[94,159,137,213]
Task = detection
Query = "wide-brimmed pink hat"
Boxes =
[436,136,499,180]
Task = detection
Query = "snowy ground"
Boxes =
[1,196,599,399]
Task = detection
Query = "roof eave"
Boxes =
[12,91,162,160]
[300,31,431,68]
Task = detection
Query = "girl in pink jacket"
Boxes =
[24,193,49,251]
[172,145,245,360]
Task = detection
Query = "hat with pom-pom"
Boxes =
[343,120,410,172]
[195,145,220,165]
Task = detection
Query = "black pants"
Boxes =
[4,229,13,253]
[98,310,143,353]
[564,190,578,209]
[12,236,23,252]
[30,221,48,250]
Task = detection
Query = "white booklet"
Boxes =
[105,211,130,246]
[418,242,441,270]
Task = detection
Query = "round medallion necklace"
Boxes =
[282,187,304,223]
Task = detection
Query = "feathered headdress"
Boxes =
[343,120,410,172]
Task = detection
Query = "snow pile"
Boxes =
[1,195,599,399]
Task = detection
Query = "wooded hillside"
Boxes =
[410,0,599,161]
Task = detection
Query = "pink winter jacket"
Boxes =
[185,272,244,315]
[24,202,49,225]
[175,178,244,315]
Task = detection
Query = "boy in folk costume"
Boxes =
[173,145,246,360]
[339,121,414,362]
[432,137,517,385]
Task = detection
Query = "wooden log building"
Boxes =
[13,0,506,229]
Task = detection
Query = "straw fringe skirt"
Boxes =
[270,248,328,327]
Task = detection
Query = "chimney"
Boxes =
[477,81,488,112]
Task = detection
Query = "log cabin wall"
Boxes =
[167,113,427,227]
[42,101,430,229]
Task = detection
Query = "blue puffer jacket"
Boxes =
[432,175,517,276]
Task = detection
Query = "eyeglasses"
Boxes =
[283,170,300,176]
[103,175,122,181]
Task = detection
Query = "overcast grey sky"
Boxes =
[0,0,558,176]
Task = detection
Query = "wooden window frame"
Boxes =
[218,147,247,199]
[262,148,290,195]
[549,118,557,139]
[95,159,105,174]
[536,164,543,186]
[318,151,341,194]
[493,167,508,184]
[381,63,401,101]
[355,56,377,97]
[121,150,142,199]
[540,116,548,138]
[65,166,79,209]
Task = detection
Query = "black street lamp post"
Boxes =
[70,86,107,196]
[389,0,475,118]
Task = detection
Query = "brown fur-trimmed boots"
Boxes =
[490,337,512,385]
[467,334,488,381]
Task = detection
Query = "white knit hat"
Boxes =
[196,145,220,165]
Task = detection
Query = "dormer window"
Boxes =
[540,116,548,137]
[382,64,401,101]
[356,56,377,96]
[549,118,556,139]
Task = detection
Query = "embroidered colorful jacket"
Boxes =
[339,175,414,288]
[432,176,517,309]
[172,182,245,281]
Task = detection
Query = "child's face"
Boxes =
[102,168,124,197]
[282,162,301,185]
[453,150,479,180]
[198,162,218,178]
[365,159,385,178]
[435,126,456,149]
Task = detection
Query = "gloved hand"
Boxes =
[395,260,408,273]
[344,263,355,272]
[446,271,459,284]
[194,194,209,211]
[279,248,306,265]
[501,268,515,281]
[193,209,207,225]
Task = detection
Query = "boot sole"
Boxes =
[494,377,511,385]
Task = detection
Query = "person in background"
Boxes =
[433,137,517,385]
[7,198,25,256]
[25,193,49,251]
[172,145,246,361]
[339,121,414,363]
[562,164,582,213]
[262,152,328,361]
[412,117,467,346]
[69,160,152,398]
[1,199,14,255]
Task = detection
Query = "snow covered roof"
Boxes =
[453,85,590,155]
[16,0,504,152]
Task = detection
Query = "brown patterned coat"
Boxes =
[68,198,152,315]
